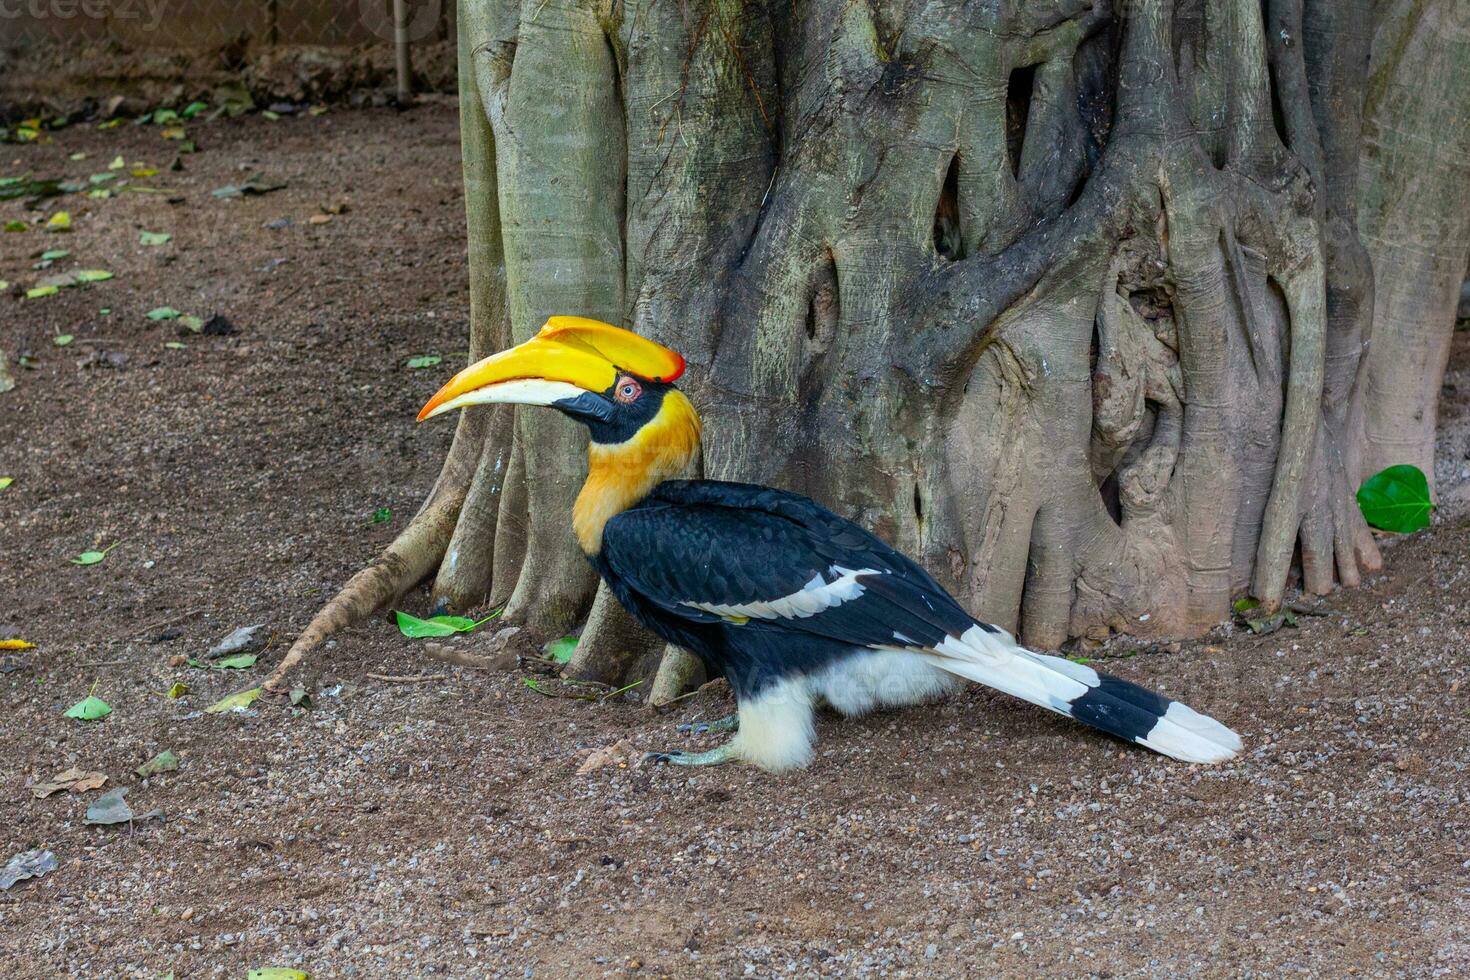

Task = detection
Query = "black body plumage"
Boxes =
[588,479,1242,767]
[592,479,986,698]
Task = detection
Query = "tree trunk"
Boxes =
[1355,0,1470,495]
[266,0,1470,696]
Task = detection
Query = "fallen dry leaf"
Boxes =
[30,766,107,798]
[576,739,638,775]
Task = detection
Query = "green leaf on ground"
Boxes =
[205,687,262,713]
[368,507,392,525]
[75,269,113,283]
[186,654,257,670]
[247,969,309,980]
[139,230,171,246]
[40,249,69,261]
[146,306,182,320]
[406,356,442,369]
[164,341,187,350]
[108,154,125,169]
[210,176,287,199]
[166,682,189,698]
[45,211,71,232]
[3,220,26,232]
[1232,596,1260,614]
[0,477,12,491]
[1245,612,1298,636]
[181,100,209,119]
[262,110,282,121]
[545,635,578,664]
[393,609,499,638]
[0,176,64,201]
[64,695,112,720]
[153,109,179,125]
[1357,464,1433,533]
[26,285,58,299]
[54,334,74,347]
[135,750,179,779]
[70,541,121,565]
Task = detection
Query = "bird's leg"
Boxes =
[644,743,737,767]
[676,713,739,735]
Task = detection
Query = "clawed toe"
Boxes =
[675,714,739,736]
[642,744,736,767]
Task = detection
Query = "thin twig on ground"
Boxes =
[419,645,505,669]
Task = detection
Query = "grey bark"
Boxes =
[1355,0,1470,494]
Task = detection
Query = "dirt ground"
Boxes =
[2,104,1469,979]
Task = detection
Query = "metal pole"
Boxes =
[393,0,413,102]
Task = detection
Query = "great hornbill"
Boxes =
[418,317,1242,772]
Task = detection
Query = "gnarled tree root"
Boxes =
[261,411,487,694]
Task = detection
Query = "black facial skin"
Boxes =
[553,374,674,445]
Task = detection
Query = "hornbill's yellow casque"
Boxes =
[419,317,1242,772]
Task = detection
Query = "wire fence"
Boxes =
[0,1,456,107]
[0,0,454,49]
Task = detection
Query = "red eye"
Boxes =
[614,376,642,404]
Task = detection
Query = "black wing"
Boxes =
[600,480,991,651]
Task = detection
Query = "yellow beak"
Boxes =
[417,316,685,422]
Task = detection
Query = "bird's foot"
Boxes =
[643,743,736,767]
[676,713,739,736]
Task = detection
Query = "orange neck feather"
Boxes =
[573,389,702,555]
